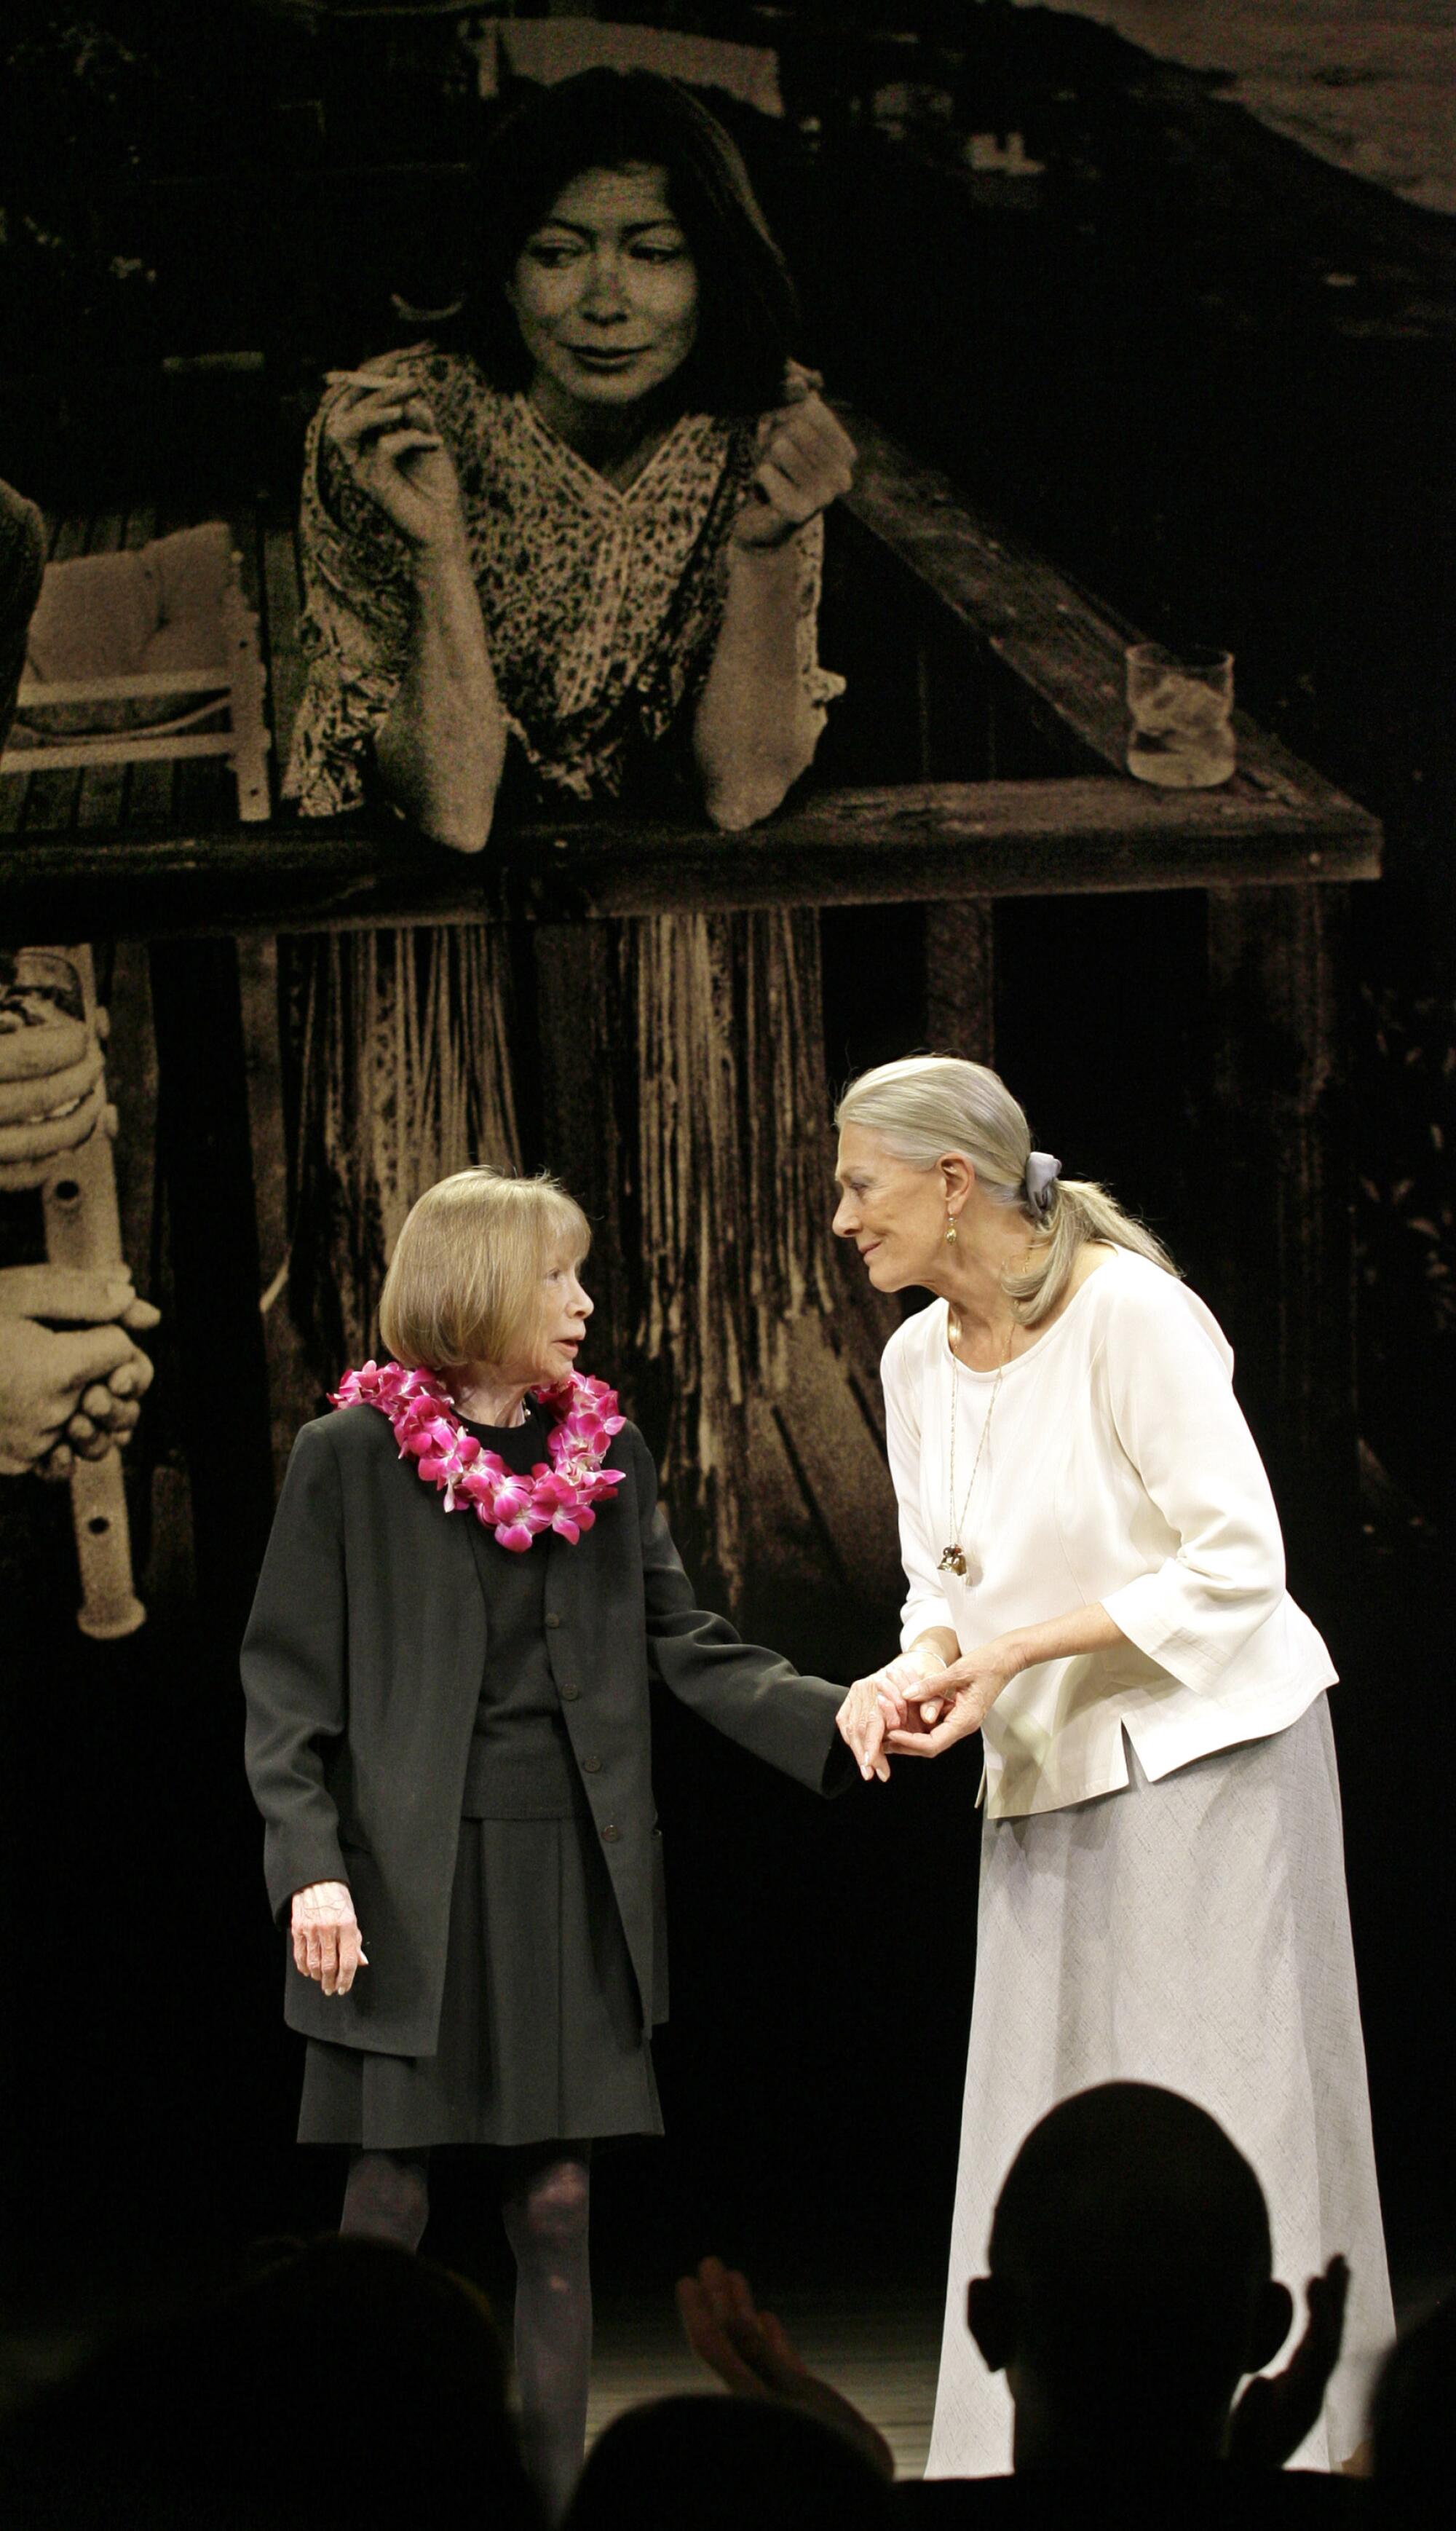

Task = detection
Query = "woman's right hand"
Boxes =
[838,1638,957,1782]
[290,1880,368,1997]
[322,375,468,556]
[732,364,856,550]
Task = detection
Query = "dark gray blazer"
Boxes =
[242,1402,852,2057]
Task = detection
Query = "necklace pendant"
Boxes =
[938,1543,969,1578]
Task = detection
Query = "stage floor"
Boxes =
[0,2288,946,2479]
[588,2287,943,2479]
[6,2270,1455,2485]
[584,2266,1456,2482]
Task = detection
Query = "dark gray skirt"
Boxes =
[298,1792,662,2151]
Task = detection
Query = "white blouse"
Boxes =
[882,1250,1336,1819]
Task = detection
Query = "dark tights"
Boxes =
[340,2144,592,2523]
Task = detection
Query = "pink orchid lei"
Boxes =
[331,1360,628,1551]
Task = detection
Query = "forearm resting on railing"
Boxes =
[375,537,507,855]
[692,537,824,831]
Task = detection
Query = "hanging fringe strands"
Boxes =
[629,907,834,1587]
[285,925,522,1376]
[278,907,836,1591]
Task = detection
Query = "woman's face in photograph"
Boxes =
[508,162,700,411]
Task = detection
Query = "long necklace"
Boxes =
[938,1313,1015,1579]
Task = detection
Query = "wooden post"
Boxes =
[1204,882,1357,1545]
[917,597,997,1065]
[926,899,995,1063]
[531,923,635,1387]
[149,938,276,1614]
[235,931,320,1492]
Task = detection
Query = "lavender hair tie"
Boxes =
[1024,1150,1061,1218]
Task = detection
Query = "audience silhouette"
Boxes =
[566,2390,894,2531]
[4,2087,1425,2527]
[681,2085,1372,2525]
[0,2235,541,2530]
[1369,2291,1453,2530]
[963,2081,1337,2473]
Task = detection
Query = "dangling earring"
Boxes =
[945,1212,958,1245]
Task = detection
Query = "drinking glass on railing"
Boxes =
[1125,643,1236,789]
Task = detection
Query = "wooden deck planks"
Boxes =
[12,508,87,838]
[68,511,143,834]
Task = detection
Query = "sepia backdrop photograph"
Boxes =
[1,0,1453,2490]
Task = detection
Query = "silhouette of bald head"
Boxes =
[968,2083,1292,2458]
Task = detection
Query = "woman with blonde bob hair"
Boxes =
[830,1055,1390,2476]
[242,1166,852,2519]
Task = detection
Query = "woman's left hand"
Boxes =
[835,1674,893,1782]
[880,1634,1027,1758]
[732,368,856,551]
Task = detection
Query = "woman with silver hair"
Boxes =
[831,1055,1390,2475]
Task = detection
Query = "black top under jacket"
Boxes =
[242,1401,854,2057]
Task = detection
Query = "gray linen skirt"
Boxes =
[925,1697,1392,2476]
[298,1794,662,2151]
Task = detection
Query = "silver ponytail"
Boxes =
[835,1056,1180,1326]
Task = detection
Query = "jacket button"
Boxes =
[581,1755,602,1774]
[545,1612,561,1630]
[559,1681,580,1702]
[601,1823,620,1844]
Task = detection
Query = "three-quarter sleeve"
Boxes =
[793,511,847,719]
[882,1322,957,1651]
[283,379,418,816]
[1097,1276,1288,1694]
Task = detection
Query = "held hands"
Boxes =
[290,1880,369,1999]
[836,1633,1026,1780]
[836,1641,948,1783]
[732,365,856,552]
[677,2256,894,2481]
[0,1269,159,1480]
[878,1635,1026,1758]
[322,370,468,556]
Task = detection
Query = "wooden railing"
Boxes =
[0,407,1380,940]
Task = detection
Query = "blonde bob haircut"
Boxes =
[378,1167,590,1374]
[836,1054,1179,1328]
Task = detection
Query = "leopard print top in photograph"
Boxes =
[285,345,845,815]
